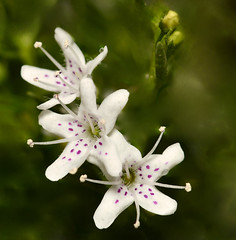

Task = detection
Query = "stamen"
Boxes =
[33,76,65,91]
[27,136,80,147]
[130,189,140,229]
[124,161,130,179]
[143,126,166,160]
[54,94,82,124]
[54,71,77,91]
[84,112,95,134]
[34,41,42,48]
[140,180,191,192]
[69,168,78,175]
[185,183,192,192]
[64,39,69,48]
[134,126,166,168]
[79,174,122,185]
[34,41,65,73]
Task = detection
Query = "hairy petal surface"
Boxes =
[37,92,77,110]
[90,135,122,177]
[94,186,133,229]
[54,27,86,68]
[98,89,129,134]
[45,139,92,181]
[21,66,62,92]
[38,110,84,138]
[79,78,97,114]
[142,143,184,181]
[135,184,177,215]
[85,46,108,75]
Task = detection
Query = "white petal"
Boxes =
[140,143,184,181]
[38,110,85,138]
[135,184,177,215]
[46,139,92,181]
[109,129,142,164]
[90,135,122,177]
[79,78,97,114]
[94,186,133,229]
[98,89,129,134]
[37,92,77,110]
[85,46,108,75]
[21,65,62,92]
[54,27,86,67]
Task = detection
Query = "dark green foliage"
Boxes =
[1,0,236,239]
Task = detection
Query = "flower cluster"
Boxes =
[21,27,191,228]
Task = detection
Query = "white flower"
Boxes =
[82,128,191,229]
[27,78,129,181]
[21,27,108,110]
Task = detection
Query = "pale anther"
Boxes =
[185,183,192,192]
[64,39,69,48]
[134,221,140,229]
[27,139,34,148]
[54,70,61,77]
[33,77,39,82]
[159,126,166,132]
[34,41,42,48]
[80,174,88,182]
[69,168,78,175]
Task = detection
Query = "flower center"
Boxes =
[88,121,102,139]
[121,168,136,186]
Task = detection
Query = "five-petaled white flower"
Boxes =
[81,127,191,229]
[27,78,129,181]
[21,27,108,110]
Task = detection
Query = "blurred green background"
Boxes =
[0,0,236,239]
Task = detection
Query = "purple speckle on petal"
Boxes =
[80,139,83,142]
[115,200,119,204]
[150,193,154,196]
[68,122,72,126]
[148,175,152,178]
[148,188,152,192]
[56,81,61,85]
[140,184,143,187]
[58,123,62,126]
[68,158,72,161]
[139,191,142,194]
[68,128,73,131]
[62,156,66,159]
[79,67,82,73]
[135,188,137,191]
[75,143,79,147]
[44,74,49,78]
[165,162,169,165]
[84,144,88,147]
[154,168,159,171]
[124,191,128,196]
[70,149,74,153]
[77,150,81,155]
[77,124,82,127]
[146,165,150,169]
[153,201,158,205]
[117,189,121,193]
[63,83,66,86]
[94,145,97,149]
[105,152,108,155]
[99,142,102,146]
[144,195,148,198]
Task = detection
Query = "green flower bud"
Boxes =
[162,10,179,32]
[168,31,184,46]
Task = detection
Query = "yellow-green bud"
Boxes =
[168,31,184,46]
[162,10,179,32]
